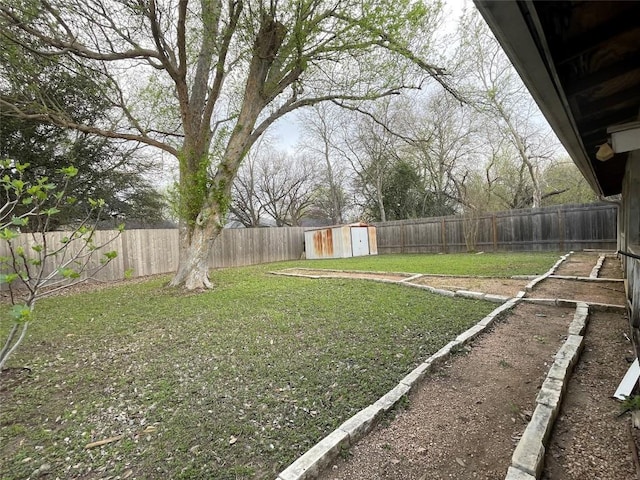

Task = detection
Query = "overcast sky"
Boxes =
[269,0,473,152]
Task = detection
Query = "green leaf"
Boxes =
[117,223,126,232]
[15,162,30,173]
[0,273,19,284]
[44,207,61,216]
[59,166,78,177]
[11,216,29,226]
[22,197,33,205]
[9,304,31,322]
[31,244,43,253]
[58,267,80,279]
[0,228,20,241]
[88,198,105,208]
[104,251,118,260]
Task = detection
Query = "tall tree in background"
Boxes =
[0,35,166,229]
[0,117,166,229]
[345,99,403,221]
[230,147,265,227]
[540,160,598,206]
[1,0,460,289]
[400,91,473,216]
[231,146,319,226]
[459,11,559,209]
[300,104,349,224]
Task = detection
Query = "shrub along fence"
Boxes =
[0,203,616,283]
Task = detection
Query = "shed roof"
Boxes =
[304,222,372,232]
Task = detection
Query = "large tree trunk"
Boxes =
[169,14,288,290]
[168,205,225,289]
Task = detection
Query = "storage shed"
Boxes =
[304,223,377,259]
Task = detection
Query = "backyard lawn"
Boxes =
[0,252,559,479]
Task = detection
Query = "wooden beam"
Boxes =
[577,107,640,138]
[588,86,640,112]
[564,52,640,97]
[555,5,640,65]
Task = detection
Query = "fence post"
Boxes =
[400,223,406,254]
[441,218,447,253]
[492,214,498,251]
[558,208,565,251]
[121,230,130,274]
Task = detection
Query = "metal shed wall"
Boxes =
[304,224,377,259]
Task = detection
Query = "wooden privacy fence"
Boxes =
[0,227,305,284]
[0,203,616,284]
[374,203,617,254]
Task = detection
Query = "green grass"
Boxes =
[0,253,559,479]
[276,251,561,276]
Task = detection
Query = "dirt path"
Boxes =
[542,310,635,479]
[320,303,572,480]
[313,252,635,480]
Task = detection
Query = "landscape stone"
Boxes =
[455,290,485,300]
[484,294,510,303]
[400,360,435,390]
[511,404,555,476]
[373,383,411,412]
[455,324,486,345]
[505,466,536,480]
[338,405,383,443]
[536,377,564,411]
[278,429,350,480]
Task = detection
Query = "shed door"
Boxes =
[350,227,370,257]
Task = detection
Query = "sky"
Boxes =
[269,0,473,152]
[155,0,475,186]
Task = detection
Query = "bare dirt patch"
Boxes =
[554,252,603,277]
[599,256,624,279]
[279,269,409,282]
[280,270,527,298]
[319,303,572,480]
[542,310,636,480]
[316,254,635,480]
[529,278,625,305]
[412,276,527,298]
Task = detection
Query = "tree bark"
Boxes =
[169,13,288,289]
[169,205,225,289]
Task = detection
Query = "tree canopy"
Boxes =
[0,0,459,289]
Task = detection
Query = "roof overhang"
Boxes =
[474,1,640,196]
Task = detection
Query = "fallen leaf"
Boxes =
[455,457,466,467]
[229,436,238,445]
[85,435,124,449]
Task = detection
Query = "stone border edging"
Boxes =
[271,269,513,304]
[548,274,623,282]
[520,297,626,312]
[276,296,523,480]
[505,302,589,479]
[524,252,573,292]
[275,252,574,480]
[589,255,606,278]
